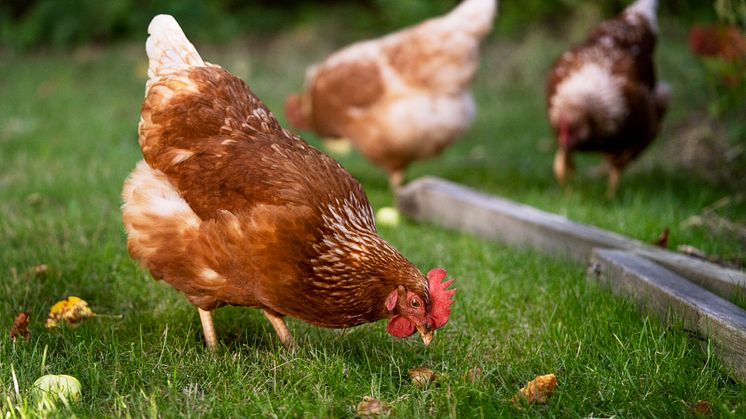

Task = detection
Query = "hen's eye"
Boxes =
[410,299,421,308]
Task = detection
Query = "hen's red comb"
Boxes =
[427,268,456,329]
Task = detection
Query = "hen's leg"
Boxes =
[198,308,217,350]
[389,170,405,191]
[553,149,574,186]
[607,166,621,199]
[263,308,294,349]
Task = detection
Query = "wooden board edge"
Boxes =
[588,249,746,383]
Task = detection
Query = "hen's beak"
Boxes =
[416,324,433,346]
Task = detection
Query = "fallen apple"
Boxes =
[32,374,82,407]
[375,207,400,227]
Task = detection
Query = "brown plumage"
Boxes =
[546,0,670,198]
[285,0,497,190]
[122,15,455,349]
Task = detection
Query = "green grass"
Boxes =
[2,14,746,418]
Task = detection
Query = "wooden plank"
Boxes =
[588,249,746,383]
[397,176,746,300]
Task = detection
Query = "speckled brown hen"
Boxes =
[285,0,497,190]
[547,0,671,198]
[121,15,455,350]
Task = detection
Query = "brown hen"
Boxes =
[547,0,670,198]
[121,15,455,350]
[285,0,497,190]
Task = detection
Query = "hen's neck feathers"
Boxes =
[309,223,428,324]
[314,196,427,304]
[625,0,658,32]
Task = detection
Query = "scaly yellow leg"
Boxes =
[263,309,294,349]
[198,308,217,350]
[607,166,621,200]
[389,170,405,191]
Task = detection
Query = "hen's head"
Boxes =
[385,268,456,346]
[284,94,310,131]
[552,110,588,185]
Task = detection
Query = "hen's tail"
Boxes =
[145,15,204,87]
[626,0,658,31]
[445,0,498,38]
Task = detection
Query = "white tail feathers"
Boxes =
[145,14,204,82]
[626,0,658,31]
[446,0,498,37]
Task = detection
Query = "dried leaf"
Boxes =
[653,228,670,248]
[513,373,557,405]
[690,400,713,416]
[408,367,439,387]
[10,311,31,342]
[356,397,392,417]
[45,297,95,329]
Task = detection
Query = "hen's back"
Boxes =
[139,16,369,221]
[585,6,657,89]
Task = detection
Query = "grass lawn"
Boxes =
[2,12,745,418]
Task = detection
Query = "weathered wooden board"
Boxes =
[397,176,746,300]
[588,249,746,383]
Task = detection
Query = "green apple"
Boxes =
[376,206,400,227]
[32,374,82,408]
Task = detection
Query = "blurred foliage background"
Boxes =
[0,0,743,159]
[0,0,722,51]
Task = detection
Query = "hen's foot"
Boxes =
[263,308,295,350]
[198,308,217,350]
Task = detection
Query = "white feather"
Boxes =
[550,62,627,135]
[625,0,658,31]
[122,160,199,222]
